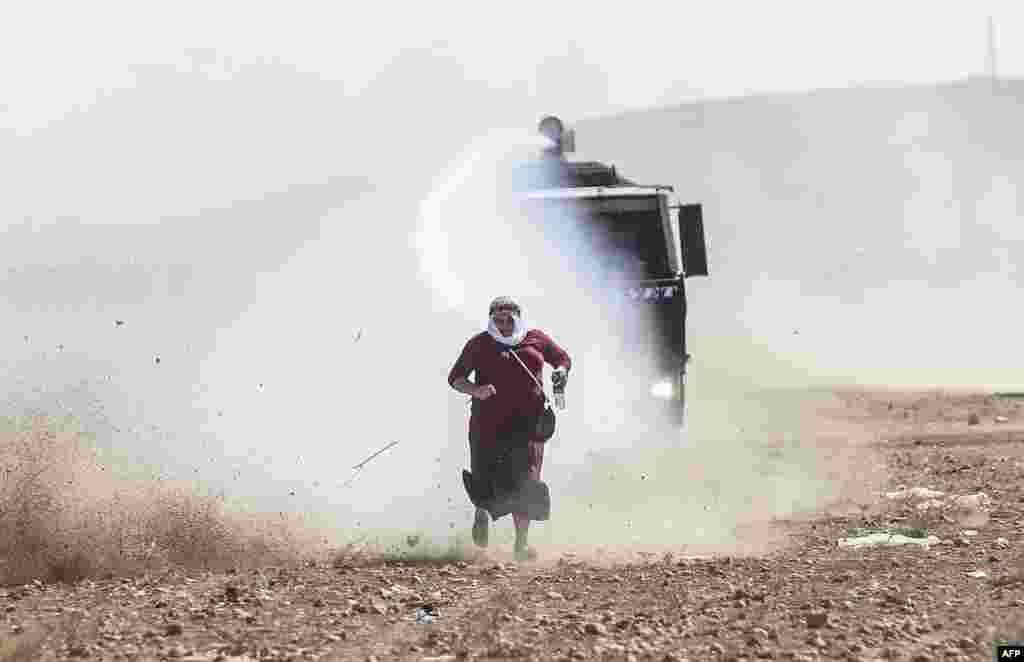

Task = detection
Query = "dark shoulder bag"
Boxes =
[507,349,557,443]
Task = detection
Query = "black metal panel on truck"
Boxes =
[680,203,710,278]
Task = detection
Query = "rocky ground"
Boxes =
[2,390,1023,662]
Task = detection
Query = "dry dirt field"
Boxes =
[2,389,1023,662]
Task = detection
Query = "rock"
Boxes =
[995,415,1009,424]
[949,493,992,511]
[917,499,947,512]
[994,538,1010,549]
[967,413,980,425]
[884,486,946,500]
[808,634,827,648]
[165,623,184,636]
[805,611,828,628]
[838,532,940,548]
[584,622,607,636]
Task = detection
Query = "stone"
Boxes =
[806,611,828,628]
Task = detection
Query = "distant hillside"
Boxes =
[575,78,1024,388]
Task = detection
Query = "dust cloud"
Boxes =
[2,51,1019,567]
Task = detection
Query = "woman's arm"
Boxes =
[448,336,496,399]
[452,376,496,399]
[538,331,571,372]
[451,376,479,396]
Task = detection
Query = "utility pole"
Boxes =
[986,15,999,89]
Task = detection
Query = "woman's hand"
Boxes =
[474,384,497,400]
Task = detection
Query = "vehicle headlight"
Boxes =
[650,379,675,399]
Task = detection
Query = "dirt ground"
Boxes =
[2,389,1023,662]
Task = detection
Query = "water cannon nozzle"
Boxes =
[538,115,575,156]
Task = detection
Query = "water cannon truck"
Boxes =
[515,115,709,432]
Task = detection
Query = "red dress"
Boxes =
[448,329,571,518]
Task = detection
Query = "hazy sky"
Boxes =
[3,0,1023,133]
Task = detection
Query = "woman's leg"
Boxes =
[469,430,490,548]
[513,440,546,554]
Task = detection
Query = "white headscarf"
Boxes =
[484,296,531,346]
[486,313,531,346]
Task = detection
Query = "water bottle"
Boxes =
[552,370,567,410]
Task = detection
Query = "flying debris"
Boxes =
[352,441,400,470]
[340,440,400,488]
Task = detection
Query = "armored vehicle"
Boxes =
[515,116,709,430]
